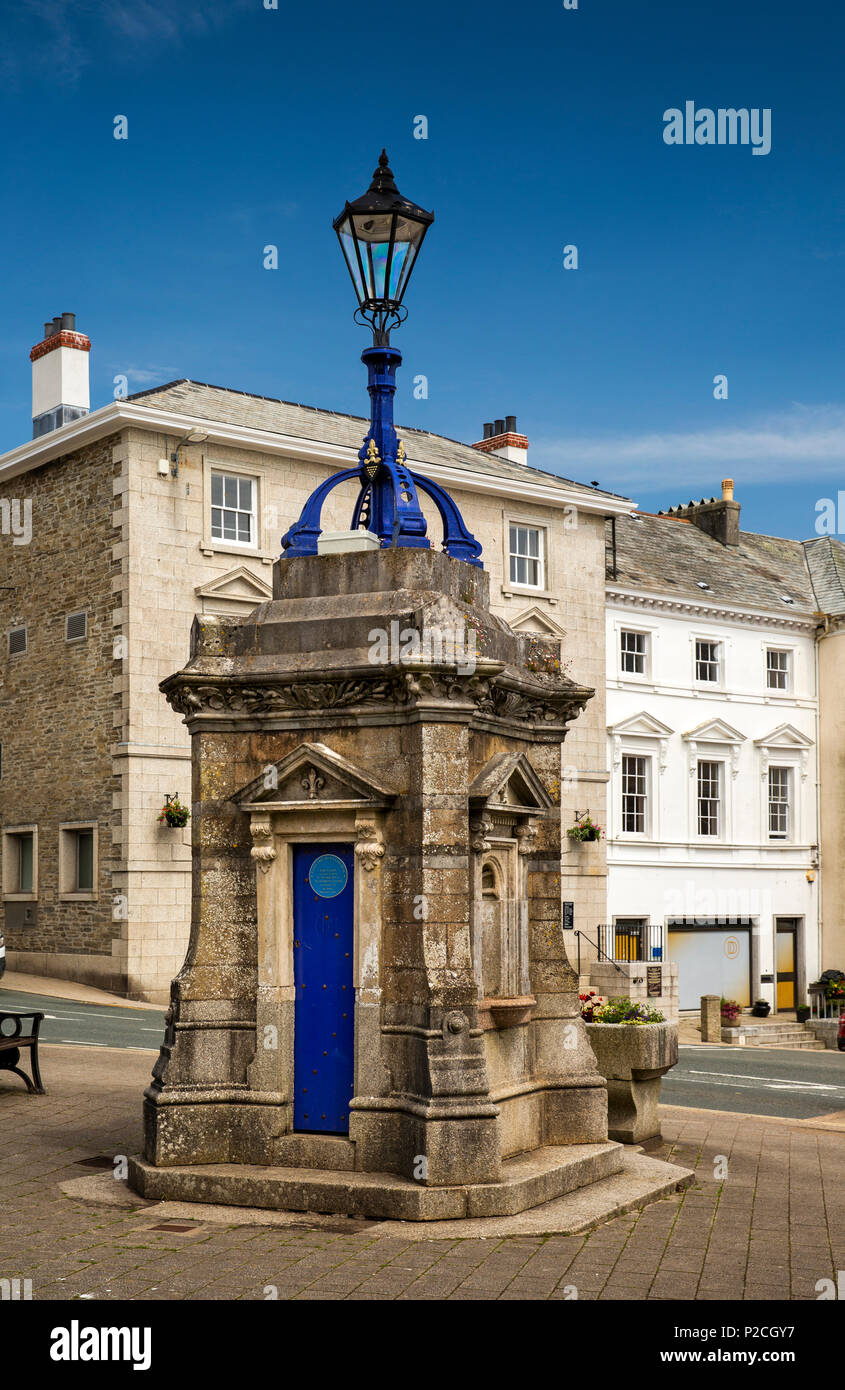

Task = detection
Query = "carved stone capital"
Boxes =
[470,816,493,854]
[355,822,385,872]
[513,822,538,856]
[249,818,276,874]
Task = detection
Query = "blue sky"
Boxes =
[0,0,842,540]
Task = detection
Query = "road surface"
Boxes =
[663,1043,845,1118]
[0,987,166,1051]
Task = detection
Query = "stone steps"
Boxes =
[129,1142,629,1222]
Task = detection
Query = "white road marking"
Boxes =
[687,1068,844,1091]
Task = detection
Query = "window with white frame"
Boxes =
[620,630,648,676]
[509,524,544,588]
[766,648,790,691]
[210,472,256,547]
[695,639,721,683]
[768,766,791,839]
[621,754,649,833]
[697,760,721,836]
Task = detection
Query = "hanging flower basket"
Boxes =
[567,815,602,843]
[158,797,190,829]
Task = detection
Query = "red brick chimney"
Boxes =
[472,415,529,466]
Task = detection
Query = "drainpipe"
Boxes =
[813,615,827,978]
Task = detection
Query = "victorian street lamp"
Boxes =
[333,149,433,348]
[281,153,482,565]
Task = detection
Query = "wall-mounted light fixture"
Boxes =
[160,430,208,478]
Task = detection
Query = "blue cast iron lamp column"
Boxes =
[281,152,482,567]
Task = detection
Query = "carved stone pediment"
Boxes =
[468,752,553,817]
[194,566,273,616]
[233,741,398,810]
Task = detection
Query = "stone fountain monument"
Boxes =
[130,542,633,1218]
[129,152,688,1221]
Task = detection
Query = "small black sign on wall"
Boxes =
[562,902,574,931]
[647,965,662,997]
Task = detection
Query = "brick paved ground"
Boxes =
[0,1045,841,1302]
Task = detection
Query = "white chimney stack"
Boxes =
[31,313,91,438]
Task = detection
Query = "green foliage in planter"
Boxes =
[567,814,602,843]
[590,996,665,1025]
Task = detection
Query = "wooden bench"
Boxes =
[0,1012,45,1094]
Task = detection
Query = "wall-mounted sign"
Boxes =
[308,854,348,899]
[646,965,662,998]
[562,902,574,931]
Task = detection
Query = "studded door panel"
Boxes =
[292,844,355,1134]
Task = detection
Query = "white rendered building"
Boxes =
[605,483,824,1012]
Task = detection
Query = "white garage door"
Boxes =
[669,928,751,1010]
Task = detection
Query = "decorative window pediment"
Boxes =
[682,717,746,745]
[468,752,552,816]
[608,712,673,774]
[234,741,397,809]
[754,723,814,782]
[683,718,745,780]
[509,606,567,638]
[754,722,814,752]
[194,566,273,615]
[607,711,674,740]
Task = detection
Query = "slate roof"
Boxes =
[803,537,845,616]
[126,378,630,507]
[608,511,845,618]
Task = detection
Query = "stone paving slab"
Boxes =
[0,1044,840,1300]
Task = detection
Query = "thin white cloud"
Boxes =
[531,404,845,487]
[120,367,175,386]
[5,0,254,85]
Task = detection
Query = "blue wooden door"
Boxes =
[292,844,355,1134]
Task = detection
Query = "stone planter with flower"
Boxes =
[583,995,678,1143]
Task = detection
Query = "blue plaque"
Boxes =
[308,854,349,899]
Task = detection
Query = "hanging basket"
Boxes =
[158,798,190,829]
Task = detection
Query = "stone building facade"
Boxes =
[0,371,632,1000]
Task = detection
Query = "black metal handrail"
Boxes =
[598,922,664,964]
[572,930,625,978]
[573,923,665,972]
